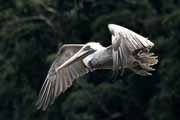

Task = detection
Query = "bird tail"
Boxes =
[139,52,158,66]
[131,48,158,76]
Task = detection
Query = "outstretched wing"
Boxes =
[108,24,154,71]
[36,44,92,110]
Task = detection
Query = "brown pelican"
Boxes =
[36,24,158,110]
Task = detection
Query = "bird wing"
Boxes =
[108,24,154,71]
[36,44,93,110]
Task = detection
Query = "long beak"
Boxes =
[55,49,94,72]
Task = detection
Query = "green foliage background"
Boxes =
[0,0,180,120]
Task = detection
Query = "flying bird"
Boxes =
[36,24,158,110]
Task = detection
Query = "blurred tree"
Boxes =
[0,0,180,120]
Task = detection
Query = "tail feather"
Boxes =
[139,52,158,66]
[131,48,158,76]
[145,56,158,66]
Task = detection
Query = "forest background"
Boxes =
[0,0,180,120]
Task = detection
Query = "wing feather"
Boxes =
[108,24,154,71]
[36,44,91,110]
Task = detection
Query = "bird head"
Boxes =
[55,43,96,72]
[85,42,104,51]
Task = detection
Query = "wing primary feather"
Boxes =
[65,69,72,88]
[37,76,49,101]
[36,44,96,110]
[61,69,67,93]
[36,77,51,107]
[54,73,59,97]
[56,71,62,96]
[38,81,49,110]
[58,71,64,96]
[63,71,68,93]
[51,73,58,105]
[44,80,54,110]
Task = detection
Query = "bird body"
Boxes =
[82,42,106,69]
[36,24,158,110]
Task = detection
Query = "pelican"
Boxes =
[36,24,158,110]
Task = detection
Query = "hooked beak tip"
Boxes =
[55,68,58,72]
